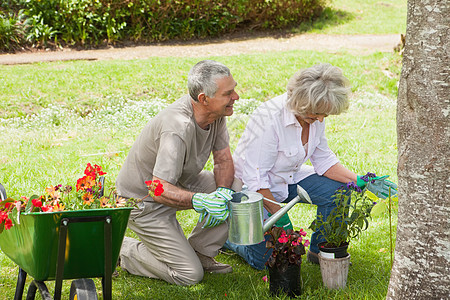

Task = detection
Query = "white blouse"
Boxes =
[233,93,339,201]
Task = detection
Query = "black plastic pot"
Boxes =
[268,263,301,298]
[318,242,349,259]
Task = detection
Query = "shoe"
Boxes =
[196,251,233,274]
[112,257,121,278]
[307,250,320,265]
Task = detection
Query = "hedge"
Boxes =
[0,0,327,51]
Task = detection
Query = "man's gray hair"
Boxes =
[286,63,351,116]
[188,60,231,101]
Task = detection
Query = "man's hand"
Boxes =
[357,173,398,199]
[192,187,234,228]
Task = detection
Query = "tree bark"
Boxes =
[387,0,449,299]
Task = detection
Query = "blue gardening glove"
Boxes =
[192,187,233,228]
[268,212,293,230]
[357,173,398,199]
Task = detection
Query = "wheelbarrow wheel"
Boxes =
[69,279,98,300]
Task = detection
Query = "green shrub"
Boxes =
[0,0,327,50]
[0,0,25,13]
[235,0,325,29]
[0,12,25,52]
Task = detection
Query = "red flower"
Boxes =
[154,184,164,196]
[95,164,106,176]
[145,180,164,197]
[41,205,53,212]
[84,163,106,178]
[0,211,7,222]
[32,198,42,208]
[4,217,13,230]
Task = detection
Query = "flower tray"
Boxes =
[0,208,132,281]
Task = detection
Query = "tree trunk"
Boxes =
[387,0,449,299]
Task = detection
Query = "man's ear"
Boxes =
[198,93,208,105]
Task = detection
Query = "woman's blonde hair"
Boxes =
[286,63,351,116]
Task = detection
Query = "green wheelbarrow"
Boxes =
[0,184,132,300]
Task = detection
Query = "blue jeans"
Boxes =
[223,174,345,270]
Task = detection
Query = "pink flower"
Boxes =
[304,240,310,247]
[262,275,268,282]
[278,236,289,243]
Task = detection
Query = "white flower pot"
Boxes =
[318,253,351,289]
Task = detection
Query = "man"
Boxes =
[116,60,240,286]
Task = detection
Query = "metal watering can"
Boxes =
[228,185,311,245]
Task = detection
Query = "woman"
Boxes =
[225,63,396,269]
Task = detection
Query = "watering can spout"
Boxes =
[262,185,311,232]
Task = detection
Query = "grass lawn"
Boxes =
[0,1,405,298]
[0,50,399,299]
[296,0,407,34]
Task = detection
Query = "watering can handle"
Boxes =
[262,185,311,232]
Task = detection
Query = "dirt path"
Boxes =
[0,33,401,65]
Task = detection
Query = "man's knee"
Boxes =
[173,264,204,286]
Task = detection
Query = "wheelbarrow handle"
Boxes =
[98,176,105,197]
[0,183,7,201]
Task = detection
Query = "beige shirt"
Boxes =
[116,95,229,199]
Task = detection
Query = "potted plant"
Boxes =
[309,177,377,289]
[265,227,310,297]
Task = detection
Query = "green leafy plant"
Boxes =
[0,12,25,52]
[309,179,377,248]
[265,227,310,272]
